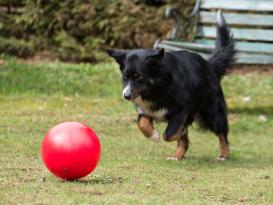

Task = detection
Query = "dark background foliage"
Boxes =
[0,0,194,62]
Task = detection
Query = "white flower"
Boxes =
[242,96,251,103]
[258,115,267,122]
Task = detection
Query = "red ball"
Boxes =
[41,122,101,180]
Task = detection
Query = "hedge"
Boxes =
[0,0,194,62]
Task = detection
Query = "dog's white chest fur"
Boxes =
[134,97,167,121]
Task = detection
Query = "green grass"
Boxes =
[0,58,273,205]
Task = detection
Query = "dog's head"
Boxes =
[107,48,168,101]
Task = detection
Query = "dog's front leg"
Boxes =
[137,115,160,142]
[163,111,187,142]
[166,128,189,160]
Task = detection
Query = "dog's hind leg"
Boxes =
[212,102,229,161]
[167,128,189,160]
[137,115,160,142]
[216,133,229,161]
[199,92,229,160]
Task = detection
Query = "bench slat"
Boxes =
[160,40,273,54]
[200,11,273,27]
[195,39,273,54]
[161,40,213,52]
[236,53,273,64]
[201,0,273,11]
[197,26,273,42]
[155,41,273,64]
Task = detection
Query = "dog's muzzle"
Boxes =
[122,84,139,101]
[123,84,132,100]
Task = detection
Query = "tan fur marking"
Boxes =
[163,127,187,142]
[137,116,154,138]
[134,97,167,121]
[173,146,184,160]
[163,134,178,142]
[218,134,229,159]
[167,130,189,160]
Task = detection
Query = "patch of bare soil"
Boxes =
[15,51,56,65]
[228,64,273,75]
[15,51,97,64]
[0,59,4,65]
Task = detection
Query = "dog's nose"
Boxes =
[123,84,132,100]
[123,93,131,100]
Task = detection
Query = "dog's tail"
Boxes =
[208,10,236,81]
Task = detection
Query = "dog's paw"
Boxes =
[215,156,229,161]
[149,130,160,143]
[166,156,179,161]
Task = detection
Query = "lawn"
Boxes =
[0,58,273,205]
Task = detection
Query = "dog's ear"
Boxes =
[145,49,164,69]
[146,48,164,60]
[106,49,126,65]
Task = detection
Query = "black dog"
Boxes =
[107,11,236,160]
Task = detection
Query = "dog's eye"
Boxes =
[137,75,143,80]
[137,77,143,82]
[134,73,143,80]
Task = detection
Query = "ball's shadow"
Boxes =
[63,175,124,185]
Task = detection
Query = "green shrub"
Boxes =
[0,0,194,62]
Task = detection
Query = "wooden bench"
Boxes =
[154,0,273,64]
